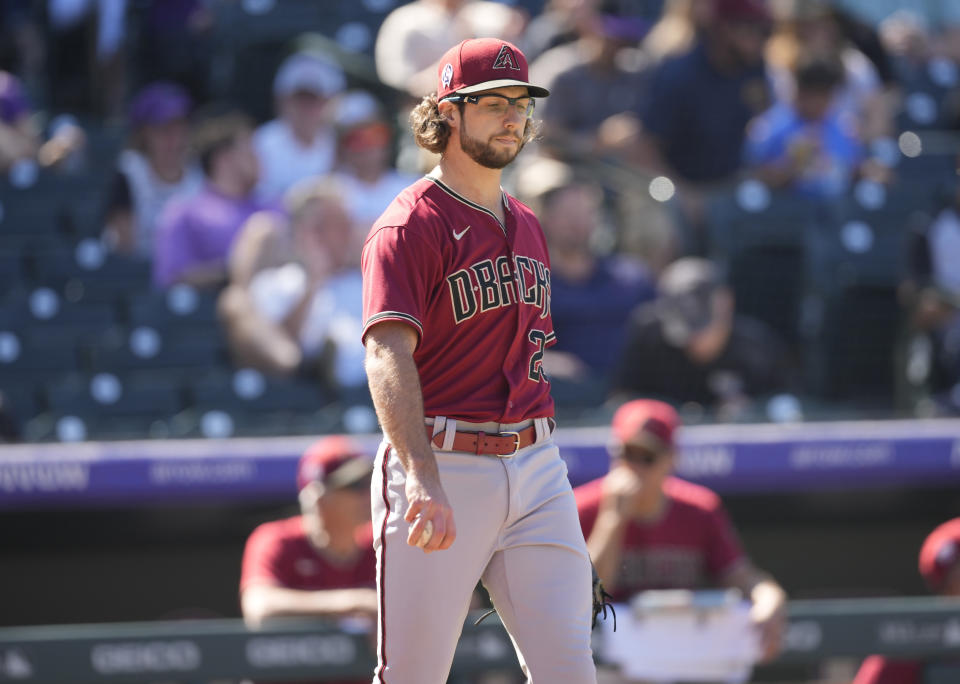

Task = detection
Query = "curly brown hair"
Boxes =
[409,93,542,154]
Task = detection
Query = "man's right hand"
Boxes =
[403,466,456,553]
[600,464,645,519]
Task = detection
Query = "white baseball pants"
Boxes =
[370,420,597,684]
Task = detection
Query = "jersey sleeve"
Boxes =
[239,523,287,592]
[361,225,442,346]
[704,498,747,579]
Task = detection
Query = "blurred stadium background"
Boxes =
[0,0,959,682]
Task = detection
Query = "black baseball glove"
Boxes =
[473,561,616,630]
[592,561,616,630]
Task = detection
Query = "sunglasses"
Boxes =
[443,93,536,119]
[619,444,668,467]
[342,477,371,492]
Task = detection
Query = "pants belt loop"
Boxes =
[534,417,549,443]
[442,418,458,451]
[431,416,447,441]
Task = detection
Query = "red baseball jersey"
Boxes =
[361,175,556,422]
[575,476,745,601]
[852,657,922,684]
[240,516,376,592]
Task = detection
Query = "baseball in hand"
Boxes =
[417,519,434,548]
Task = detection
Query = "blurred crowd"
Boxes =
[2,0,960,442]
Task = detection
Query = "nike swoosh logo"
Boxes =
[453,225,471,240]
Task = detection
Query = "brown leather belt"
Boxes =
[426,423,541,456]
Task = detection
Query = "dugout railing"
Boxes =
[1,597,959,682]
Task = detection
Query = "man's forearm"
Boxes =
[242,586,377,626]
[364,325,437,476]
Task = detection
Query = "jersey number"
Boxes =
[528,330,554,382]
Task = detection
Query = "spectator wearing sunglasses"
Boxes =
[240,436,377,661]
[574,399,787,664]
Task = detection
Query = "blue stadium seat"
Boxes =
[809,184,932,291]
[0,169,108,234]
[894,58,960,131]
[0,329,79,379]
[0,252,23,293]
[3,287,117,333]
[188,368,328,415]
[31,242,151,293]
[0,377,41,431]
[85,325,224,372]
[44,371,183,422]
[706,185,823,345]
[801,187,925,402]
[126,287,218,329]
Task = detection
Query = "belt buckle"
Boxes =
[499,431,521,457]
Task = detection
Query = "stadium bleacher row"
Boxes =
[0,0,959,442]
[1,139,957,440]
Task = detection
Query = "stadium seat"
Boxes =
[44,371,183,422]
[706,185,822,345]
[31,241,151,292]
[85,325,225,372]
[0,169,112,238]
[810,185,931,290]
[126,287,219,330]
[0,252,23,293]
[801,188,921,402]
[896,147,958,209]
[804,285,902,403]
[188,368,328,414]
[894,58,960,131]
[10,289,117,333]
[0,181,65,238]
[0,329,79,379]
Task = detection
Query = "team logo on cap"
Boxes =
[492,44,521,71]
[441,63,454,88]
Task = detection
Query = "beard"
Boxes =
[459,118,525,169]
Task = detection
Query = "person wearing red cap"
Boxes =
[240,435,377,680]
[852,517,960,684]
[575,399,787,670]
[362,38,599,683]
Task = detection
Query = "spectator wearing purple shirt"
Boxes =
[153,110,263,290]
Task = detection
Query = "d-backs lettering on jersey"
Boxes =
[362,176,556,423]
[446,254,550,324]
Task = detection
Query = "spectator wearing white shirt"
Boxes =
[253,52,346,203]
[219,177,365,391]
[374,0,527,98]
[104,82,203,256]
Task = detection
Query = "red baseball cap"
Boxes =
[610,399,679,453]
[296,436,372,492]
[436,38,549,102]
[918,518,960,591]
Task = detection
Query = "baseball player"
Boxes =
[576,399,787,668]
[240,436,377,636]
[361,38,597,683]
[852,517,960,684]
